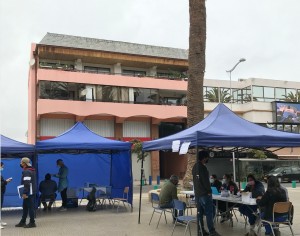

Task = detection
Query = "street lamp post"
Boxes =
[226,58,246,184]
[226,58,246,110]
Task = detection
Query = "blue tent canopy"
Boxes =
[1,135,35,155]
[143,103,300,151]
[36,122,133,205]
[36,122,131,151]
[1,135,35,207]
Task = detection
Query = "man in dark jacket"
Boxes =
[15,157,37,228]
[1,162,12,229]
[39,173,57,211]
[193,151,221,236]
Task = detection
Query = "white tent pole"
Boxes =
[232,151,236,182]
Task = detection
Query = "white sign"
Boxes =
[179,142,191,155]
[172,140,180,152]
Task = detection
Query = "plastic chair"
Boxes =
[148,193,173,228]
[112,186,131,212]
[171,199,200,236]
[257,201,294,236]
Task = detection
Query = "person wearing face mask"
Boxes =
[193,151,221,236]
[1,162,12,229]
[239,174,265,232]
[15,157,37,228]
[210,174,222,192]
[52,159,68,211]
[219,173,238,223]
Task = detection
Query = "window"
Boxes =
[275,88,286,100]
[264,87,275,99]
[122,70,146,77]
[253,86,263,98]
[84,66,110,74]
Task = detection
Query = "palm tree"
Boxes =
[284,91,300,102]
[205,88,231,103]
[183,0,207,189]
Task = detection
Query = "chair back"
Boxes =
[123,186,129,200]
[272,201,292,221]
[151,193,160,207]
[173,199,186,217]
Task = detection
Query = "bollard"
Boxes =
[292,180,296,188]
[157,176,160,185]
[149,176,152,185]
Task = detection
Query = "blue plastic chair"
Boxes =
[171,199,200,236]
[149,193,173,228]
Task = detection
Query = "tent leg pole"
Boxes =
[138,152,144,224]
[195,146,201,236]
[232,151,236,183]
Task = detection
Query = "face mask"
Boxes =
[205,159,209,164]
[0,167,3,171]
[20,164,24,169]
[222,179,227,184]
[209,178,214,184]
[248,180,255,186]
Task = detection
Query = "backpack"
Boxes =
[86,187,97,212]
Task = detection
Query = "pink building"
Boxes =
[28,33,300,181]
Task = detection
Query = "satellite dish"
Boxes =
[80,89,87,96]
[29,58,36,66]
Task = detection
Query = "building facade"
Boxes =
[28,33,300,180]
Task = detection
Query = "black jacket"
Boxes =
[243,180,265,198]
[192,162,211,197]
[21,167,37,195]
[1,175,7,194]
[257,188,287,220]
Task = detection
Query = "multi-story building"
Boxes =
[28,33,300,181]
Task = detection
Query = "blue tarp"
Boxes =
[143,103,300,151]
[36,122,133,204]
[1,135,35,155]
[1,135,35,207]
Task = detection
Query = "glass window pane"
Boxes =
[252,86,263,98]
[205,87,219,102]
[264,87,274,98]
[275,88,286,100]
[220,88,230,103]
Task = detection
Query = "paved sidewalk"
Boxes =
[1,185,299,236]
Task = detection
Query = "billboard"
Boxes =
[273,102,300,123]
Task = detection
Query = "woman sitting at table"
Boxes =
[218,173,238,223]
[257,176,288,236]
[239,174,265,232]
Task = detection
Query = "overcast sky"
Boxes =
[0,0,299,142]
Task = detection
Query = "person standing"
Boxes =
[193,151,221,236]
[39,173,58,211]
[53,159,68,211]
[15,157,37,228]
[1,162,12,229]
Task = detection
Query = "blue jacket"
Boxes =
[21,167,37,195]
[54,165,68,192]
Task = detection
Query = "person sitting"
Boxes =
[210,174,222,192]
[218,173,238,223]
[257,176,288,236]
[239,174,265,231]
[39,173,58,211]
[159,175,179,208]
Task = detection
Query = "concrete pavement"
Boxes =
[1,184,299,236]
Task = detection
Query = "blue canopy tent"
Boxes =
[1,135,35,207]
[143,103,300,150]
[138,103,300,223]
[36,122,133,206]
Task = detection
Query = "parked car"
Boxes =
[264,166,300,183]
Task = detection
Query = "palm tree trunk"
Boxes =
[183,0,206,189]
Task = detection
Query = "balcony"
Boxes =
[37,99,187,122]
